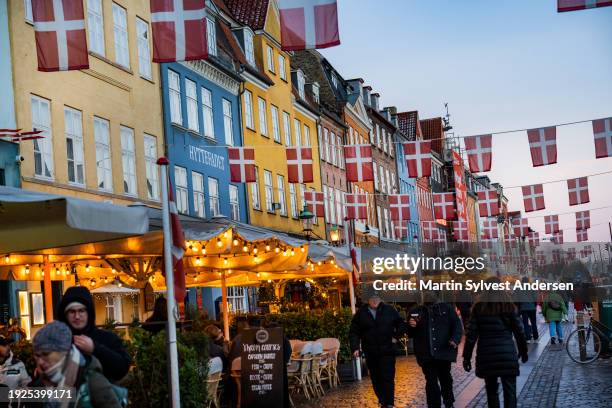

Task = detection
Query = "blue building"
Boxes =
[160,8,250,318]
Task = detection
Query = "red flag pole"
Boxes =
[157,157,181,408]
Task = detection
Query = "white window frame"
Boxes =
[192,171,205,218]
[206,17,217,56]
[330,131,337,166]
[143,134,159,200]
[244,90,254,130]
[294,119,302,146]
[186,79,199,132]
[227,287,248,314]
[223,99,234,146]
[297,70,305,99]
[335,189,343,225]
[251,167,261,210]
[278,54,286,80]
[258,98,268,137]
[24,0,33,23]
[337,134,344,169]
[229,184,240,221]
[323,128,330,162]
[277,174,287,216]
[266,45,275,72]
[244,29,255,66]
[289,183,298,218]
[303,125,310,147]
[168,70,182,125]
[64,107,85,186]
[264,170,274,213]
[136,17,151,79]
[208,177,220,216]
[87,0,105,56]
[271,105,281,143]
[202,87,214,139]
[31,95,54,180]
[94,117,112,191]
[283,111,291,146]
[120,126,137,196]
[318,125,324,159]
[112,3,130,68]
[174,166,188,214]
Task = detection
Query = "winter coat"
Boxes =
[0,351,31,388]
[406,303,463,364]
[56,286,131,382]
[462,308,528,378]
[542,293,567,322]
[349,303,407,357]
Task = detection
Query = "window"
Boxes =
[144,134,159,200]
[112,3,129,67]
[337,134,344,168]
[31,96,53,179]
[206,17,217,56]
[264,170,273,212]
[136,18,151,78]
[294,119,302,146]
[263,105,279,144]
[330,131,337,165]
[94,117,111,191]
[283,111,291,146]
[223,99,234,145]
[227,287,248,314]
[311,83,320,103]
[174,166,188,214]
[87,0,105,55]
[278,54,286,80]
[105,295,122,322]
[331,73,338,88]
[202,87,214,139]
[323,128,330,162]
[277,175,286,215]
[120,126,137,195]
[244,90,254,129]
[229,185,240,221]
[289,183,298,218]
[244,29,255,66]
[266,46,275,72]
[191,172,205,218]
[208,177,220,216]
[318,125,324,159]
[258,98,268,136]
[335,189,343,225]
[310,187,318,225]
[251,167,261,210]
[64,107,84,185]
[168,70,182,125]
[324,187,330,223]
[297,71,305,99]
[373,162,378,190]
[24,0,33,22]
[186,79,199,131]
[303,125,310,147]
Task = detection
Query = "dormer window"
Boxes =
[311,82,320,103]
[206,17,217,56]
[297,70,306,99]
[331,72,338,88]
[244,29,255,66]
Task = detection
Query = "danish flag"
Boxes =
[32,0,89,71]
[434,229,447,244]
[304,191,325,217]
[452,221,469,242]
[477,189,499,217]
[577,229,588,242]
[576,210,590,230]
[394,221,408,240]
[522,184,545,212]
[345,193,368,220]
[464,134,492,173]
[482,219,499,240]
[552,249,562,264]
[344,145,373,182]
[403,141,432,178]
[528,231,540,247]
[592,117,612,158]
[552,230,564,245]
[433,193,456,220]
[421,221,438,242]
[527,127,557,167]
[150,0,208,62]
[286,147,314,183]
[228,147,256,183]
[567,247,576,261]
[279,0,341,51]
[480,239,494,250]
[512,218,529,237]
[558,0,612,12]
[567,177,589,206]
[389,195,411,221]
[544,215,560,234]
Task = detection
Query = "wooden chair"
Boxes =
[316,338,340,387]
[288,342,314,400]
[310,342,325,397]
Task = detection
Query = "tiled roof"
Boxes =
[224,0,270,30]
[420,117,444,155]
[397,111,421,140]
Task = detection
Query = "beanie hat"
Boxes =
[64,301,87,313]
[32,321,72,353]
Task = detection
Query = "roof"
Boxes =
[224,0,270,30]
[397,111,421,140]
[420,117,444,155]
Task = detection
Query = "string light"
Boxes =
[290,249,295,256]
[201,247,207,255]
[300,246,305,253]
[275,246,280,253]
[317,261,322,266]
[194,276,199,282]
[233,239,239,246]
[331,260,335,265]
[216,238,223,248]
[243,245,248,252]
[90,279,96,287]
[195,257,202,266]
[223,258,229,266]
[282,250,287,257]
[111,268,116,274]
[104,277,109,283]
[256,272,261,278]
[253,248,258,254]
[265,244,271,251]
[4,255,8,263]
[25,265,30,274]
[85,264,90,273]
[223,231,229,239]
[55,267,60,276]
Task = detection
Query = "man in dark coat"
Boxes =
[56,286,131,382]
[407,299,463,408]
[349,292,406,408]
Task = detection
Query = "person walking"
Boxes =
[407,296,463,408]
[462,288,528,408]
[56,286,131,382]
[0,334,31,388]
[349,292,406,408]
[516,277,539,343]
[542,291,567,344]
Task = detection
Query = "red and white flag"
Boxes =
[552,249,562,264]
[577,229,588,242]
[344,145,373,182]
[345,193,367,220]
[164,175,187,313]
[150,0,208,62]
[304,191,324,217]
[279,0,340,51]
[567,247,576,261]
[452,221,469,242]
[527,127,557,167]
[394,221,408,240]
[482,219,499,240]
[434,228,447,243]
[477,189,499,217]
[464,134,492,173]
[512,218,529,237]
[433,193,456,220]
[286,147,314,183]
[567,177,589,206]
[544,215,560,234]
[403,141,432,178]
[421,221,438,242]
[576,210,591,230]
[528,231,540,247]
[389,194,410,221]
[522,184,545,212]
[32,0,89,71]
[552,230,564,245]
[558,0,612,12]
[593,117,612,158]
[228,147,256,183]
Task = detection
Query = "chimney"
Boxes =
[371,93,380,111]
[384,106,398,127]
[362,86,372,107]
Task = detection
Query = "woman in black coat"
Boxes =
[462,288,528,408]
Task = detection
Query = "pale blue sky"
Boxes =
[321,0,612,242]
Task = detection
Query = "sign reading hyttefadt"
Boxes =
[241,327,284,408]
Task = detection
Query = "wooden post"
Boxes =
[221,271,230,340]
[43,255,53,323]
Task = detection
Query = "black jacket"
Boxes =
[462,309,528,378]
[349,303,406,357]
[406,303,463,364]
[56,286,131,382]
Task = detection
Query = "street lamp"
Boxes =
[299,204,314,240]
[329,225,340,245]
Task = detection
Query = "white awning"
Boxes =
[90,284,139,294]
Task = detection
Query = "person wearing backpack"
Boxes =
[542,292,567,345]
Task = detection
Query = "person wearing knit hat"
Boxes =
[0,334,31,389]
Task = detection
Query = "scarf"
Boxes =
[41,346,85,388]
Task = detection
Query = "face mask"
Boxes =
[44,354,67,384]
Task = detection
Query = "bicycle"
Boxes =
[565,309,610,364]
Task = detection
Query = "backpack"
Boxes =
[76,373,128,408]
[549,300,562,311]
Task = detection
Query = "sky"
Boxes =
[320,0,612,243]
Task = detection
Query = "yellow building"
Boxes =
[8,0,163,206]
[224,0,325,238]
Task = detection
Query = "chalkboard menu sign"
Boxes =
[240,327,284,408]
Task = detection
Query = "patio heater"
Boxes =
[299,204,314,241]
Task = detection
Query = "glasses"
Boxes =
[66,308,87,316]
